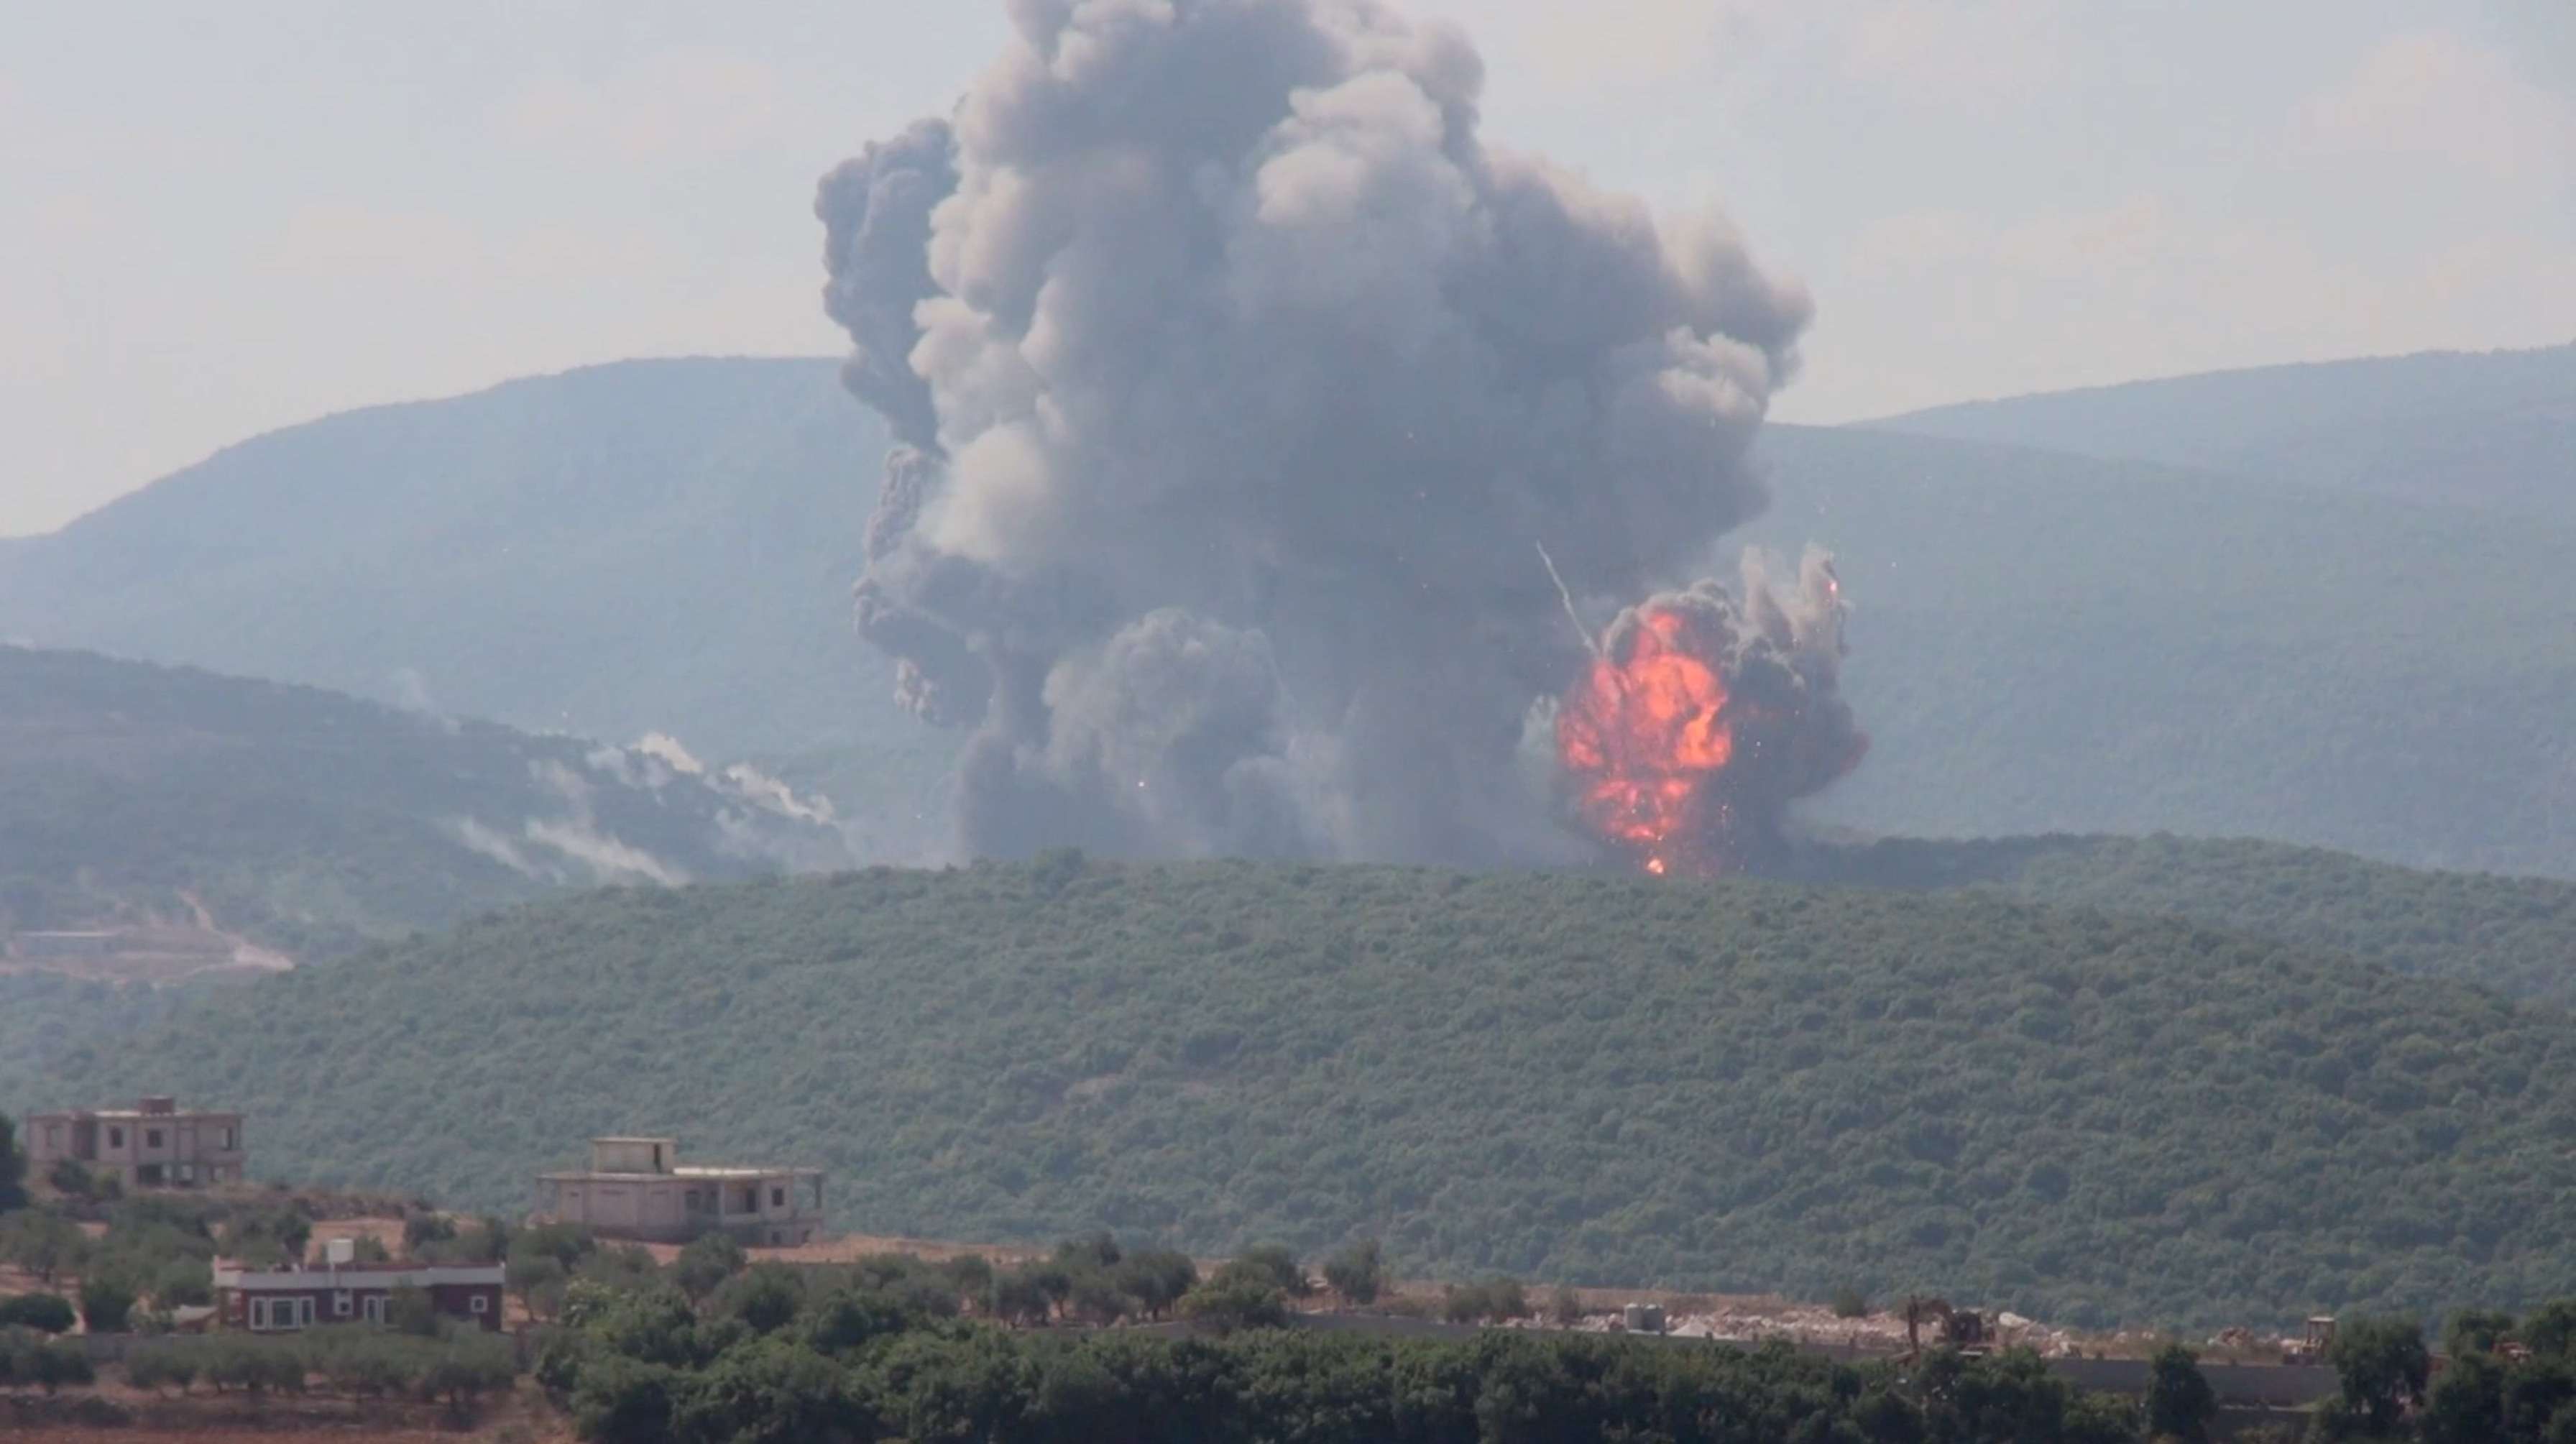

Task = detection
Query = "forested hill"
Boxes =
[0,645,846,961]
[1813,832,2576,1005]
[32,857,2576,1329]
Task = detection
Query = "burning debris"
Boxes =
[817,0,1852,871]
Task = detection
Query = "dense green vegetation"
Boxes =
[1815,834,2576,1004]
[530,1241,2146,1444]
[1864,341,2576,522]
[28,859,2576,1329]
[0,645,844,960]
[8,354,2574,875]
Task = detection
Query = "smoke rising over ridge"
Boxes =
[819,0,1849,868]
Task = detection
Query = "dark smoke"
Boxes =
[817,0,1838,866]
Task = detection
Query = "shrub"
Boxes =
[78,1277,135,1334]
[308,1326,420,1397]
[1831,1287,1871,1320]
[420,1332,515,1407]
[124,1341,200,1394]
[0,1292,76,1334]
[29,1335,96,1392]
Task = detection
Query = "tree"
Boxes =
[713,1264,806,1335]
[939,1254,995,1309]
[1052,1231,1121,1271]
[1322,1239,1386,1305]
[0,1210,86,1284]
[2419,1350,2506,1444]
[2144,1343,2217,1442]
[1114,1250,1198,1320]
[1178,1274,1288,1335]
[2446,1308,2519,1358]
[1232,1244,1311,1297]
[990,1267,1055,1327]
[509,1254,570,1321]
[673,1231,748,1301]
[79,1276,137,1334]
[2525,1300,2576,1360]
[2326,1314,2431,1436]
[0,1113,26,1213]
[0,1292,75,1334]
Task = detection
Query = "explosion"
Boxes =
[1555,554,1869,877]
[1557,607,1736,875]
[817,0,1836,867]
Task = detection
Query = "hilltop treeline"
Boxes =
[32,857,2576,1328]
[1818,832,2576,1004]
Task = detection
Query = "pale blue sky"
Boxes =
[3,1,2568,535]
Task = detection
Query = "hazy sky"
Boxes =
[3,1,2569,537]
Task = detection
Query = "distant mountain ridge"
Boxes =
[6,352,2573,876]
[1862,341,2576,520]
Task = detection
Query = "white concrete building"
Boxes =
[535,1136,824,1246]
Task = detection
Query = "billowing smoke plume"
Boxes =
[818,0,1845,868]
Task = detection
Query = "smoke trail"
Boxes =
[818,0,1827,865]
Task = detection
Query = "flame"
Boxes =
[1555,606,1735,877]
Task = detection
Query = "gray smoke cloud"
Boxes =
[818,0,1830,867]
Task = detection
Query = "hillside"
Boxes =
[28,858,2576,1329]
[8,357,2575,877]
[1744,424,2576,878]
[0,356,952,858]
[1862,342,2576,521]
[0,645,846,963]
[1813,832,2576,1006]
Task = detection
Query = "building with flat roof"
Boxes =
[216,1251,503,1334]
[23,1095,244,1190]
[535,1136,824,1246]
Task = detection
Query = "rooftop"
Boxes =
[541,1164,822,1181]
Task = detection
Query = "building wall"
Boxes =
[542,1170,822,1244]
[24,1109,243,1188]
[220,1277,504,1333]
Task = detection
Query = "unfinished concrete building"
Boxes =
[535,1136,824,1246]
[23,1095,245,1190]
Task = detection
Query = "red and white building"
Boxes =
[213,1259,505,1334]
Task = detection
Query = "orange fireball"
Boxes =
[1555,605,1736,876]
